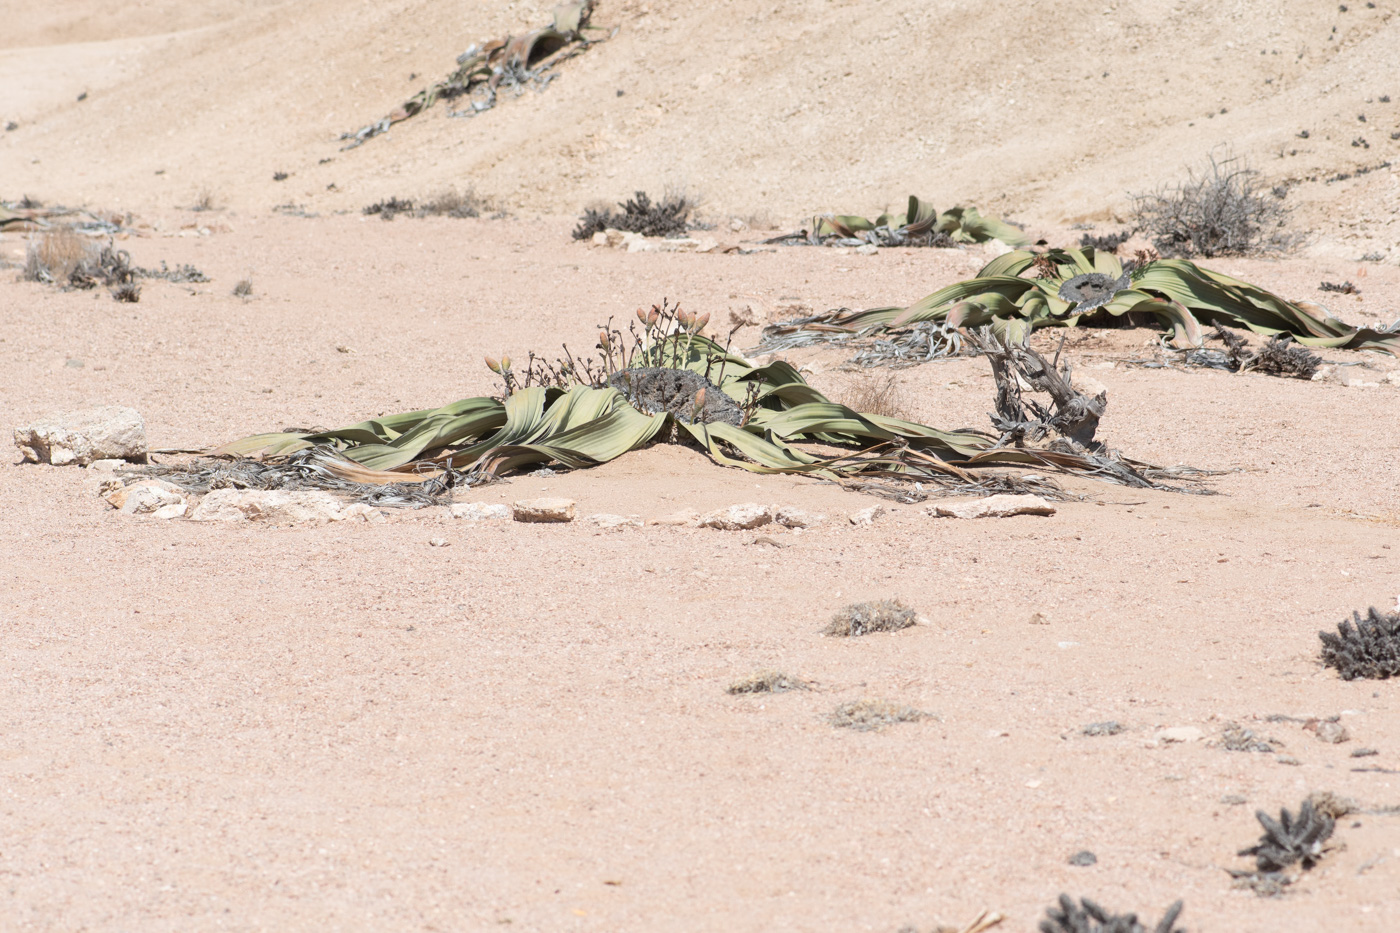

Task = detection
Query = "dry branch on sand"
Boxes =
[205,301,1214,502]
[752,247,1400,356]
[763,196,1028,248]
[1318,607,1400,680]
[339,1,607,149]
[1038,895,1185,933]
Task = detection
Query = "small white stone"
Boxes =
[188,489,349,524]
[119,484,186,516]
[338,503,386,523]
[87,459,127,473]
[774,506,825,528]
[450,502,511,521]
[591,230,610,246]
[14,405,146,466]
[428,537,451,547]
[586,513,642,529]
[649,509,700,527]
[1155,726,1204,744]
[512,497,576,523]
[698,503,773,530]
[151,502,187,520]
[848,505,885,526]
[930,494,1056,519]
[854,243,878,256]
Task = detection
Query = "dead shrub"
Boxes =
[1078,229,1133,253]
[1130,153,1288,257]
[838,372,908,420]
[191,190,218,212]
[233,279,254,298]
[418,187,496,218]
[110,282,141,303]
[24,228,96,284]
[828,699,928,731]
[572,190,694,240]
[824,598,918,637]
[727,671,811,695]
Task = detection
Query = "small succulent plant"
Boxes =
[1038,895,1185,933]
[1238,798,1335,873]
[1319,607,1400,680]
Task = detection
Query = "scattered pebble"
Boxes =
[1068,850,1098,867]
[1311,720,1350,744]
[450,502,511,521]
[585,512,642,529]
[1350,747,1379,758]
[428,537,450,547]
[649,508,700,527]
[929,494,1056,520]
[848,504,885,526]
[1276,755,1303,766]
[1082,721,1124,737]
[699,503,772,530]
[511,497,577,523]
[774,506,824,528]
[15,405,146,466]
[1155,726,1204,744]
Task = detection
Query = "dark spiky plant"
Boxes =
[573,191,693,240]
[1238,799,1335,873]
[1039,896,1185,933]
[1319,607,1400,680]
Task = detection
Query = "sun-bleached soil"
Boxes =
[4,2,1400,932]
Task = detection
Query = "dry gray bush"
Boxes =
[23,228,96,284]
[726,671,811,694]
[828,699,929,731]
[824,598,918,637]
[1130,153,1288,257]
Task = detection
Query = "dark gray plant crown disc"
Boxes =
[1058,272,1132,311]
[607,366,744,426]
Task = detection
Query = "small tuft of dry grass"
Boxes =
[838,372,908,420]
[828,699,929,732]
[418,187,496,218]
[824,598,918,637]
[24,228,96,284]
[191,189,218,212]
[727,671,811,695]
[232,279,253,298]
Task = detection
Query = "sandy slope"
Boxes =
[3,1,1399,259]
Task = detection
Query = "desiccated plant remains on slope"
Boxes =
[823,598,918,636]
[1078,229,1133,253]
[727,671,811,695]
[1319,607,1400,680]
[572,191,694,240]
[1210,323,1320,379]
[764,196,1028,248]
[24,227,207,291]
[1230,798,1335,896]
[754,247,1400,355]
[363,189,498,221]
[1130,152,1288,258]
[1038,895,1185,933]
[828,699,928,731]
[340,2,607,149]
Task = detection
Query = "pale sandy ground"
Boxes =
[4,2,1400,931]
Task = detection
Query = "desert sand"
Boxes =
[3,2,1400,932]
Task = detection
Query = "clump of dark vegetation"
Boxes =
[828,699,928,731]
[362,197,416,220]
[363,189,497,220]
[232,279,254,298]
[1230,798,1335,895]
[1130,153,1288,257]
[272,171,289,182]
[110,282,141,303]
[1319,280,1359,294]
[1038,896,1184,933]
[136,260,210,283]
[824,598,918,637]
[1210,324,1320,379]
[572,190,694,240]
[1319,607,1400,680]
[191,190,217,212]
[1078,229,1133,253]
[727,671,811,695]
